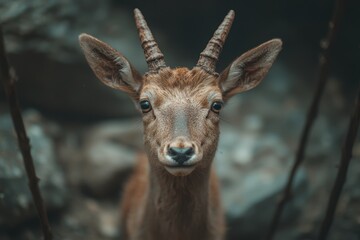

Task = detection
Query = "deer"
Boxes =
[79,8,282,240]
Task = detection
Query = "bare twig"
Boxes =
[317,88,360,239]
[265,0,346,239]
[0,27,52,239]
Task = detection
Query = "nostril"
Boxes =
[167,147,194,164]
[168,147,178,157]
[184,147,194,156]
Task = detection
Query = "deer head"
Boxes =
[79,9,282,177]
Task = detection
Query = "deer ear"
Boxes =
[218,39,282,99]
[79,33,142,97]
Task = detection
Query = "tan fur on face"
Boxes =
[139,68,222,171]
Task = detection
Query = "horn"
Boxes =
[196,10,235,75]
[134,8,166,73]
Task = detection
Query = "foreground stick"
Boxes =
[80,8,281,240]
[265,0,346,239]
[0,27,52,240]
[317,89,360,240]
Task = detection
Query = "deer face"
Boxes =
[79,9,282,176]
[139,68,222,176]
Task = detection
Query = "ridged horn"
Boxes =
[196,10,235,75]
[134,8,166,73]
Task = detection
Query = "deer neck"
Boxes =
[144,160,213,239]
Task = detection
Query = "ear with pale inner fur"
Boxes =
[218,39,282,99]
[79,33,142,97]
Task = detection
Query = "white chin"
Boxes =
[164,166,195,176]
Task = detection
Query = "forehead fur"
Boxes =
[141,67,220,97]
[140,68,222,108]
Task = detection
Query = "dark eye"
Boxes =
[211,101,223,113]
[139,100,152,113]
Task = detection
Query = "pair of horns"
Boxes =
[134,8,235,75]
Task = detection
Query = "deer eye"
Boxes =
[139,100,152,113]
[211,101,223,113]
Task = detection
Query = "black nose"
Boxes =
[168,147,194,165]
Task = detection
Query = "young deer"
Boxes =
[79,9,282,240]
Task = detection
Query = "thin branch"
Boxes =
[265,0,346,239]
[317,88,360,240]
[0,26,52,240]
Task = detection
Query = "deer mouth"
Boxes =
[164,163,196,168]
[158,142,202,176]
[164,164,196,176]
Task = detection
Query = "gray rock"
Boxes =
[0,0,190,67]
[215,124,308,239]
[0,110,67,226]
[80,120,143,196]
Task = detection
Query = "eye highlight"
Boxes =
[211,101,223,113]
[139,100,152,113]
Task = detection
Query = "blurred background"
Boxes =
[0,0,359,239]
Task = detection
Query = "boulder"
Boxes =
[0,110,67,227]
[79,120,143,197]
[216,123,308,239]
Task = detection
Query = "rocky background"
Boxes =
[0,0,359,239]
